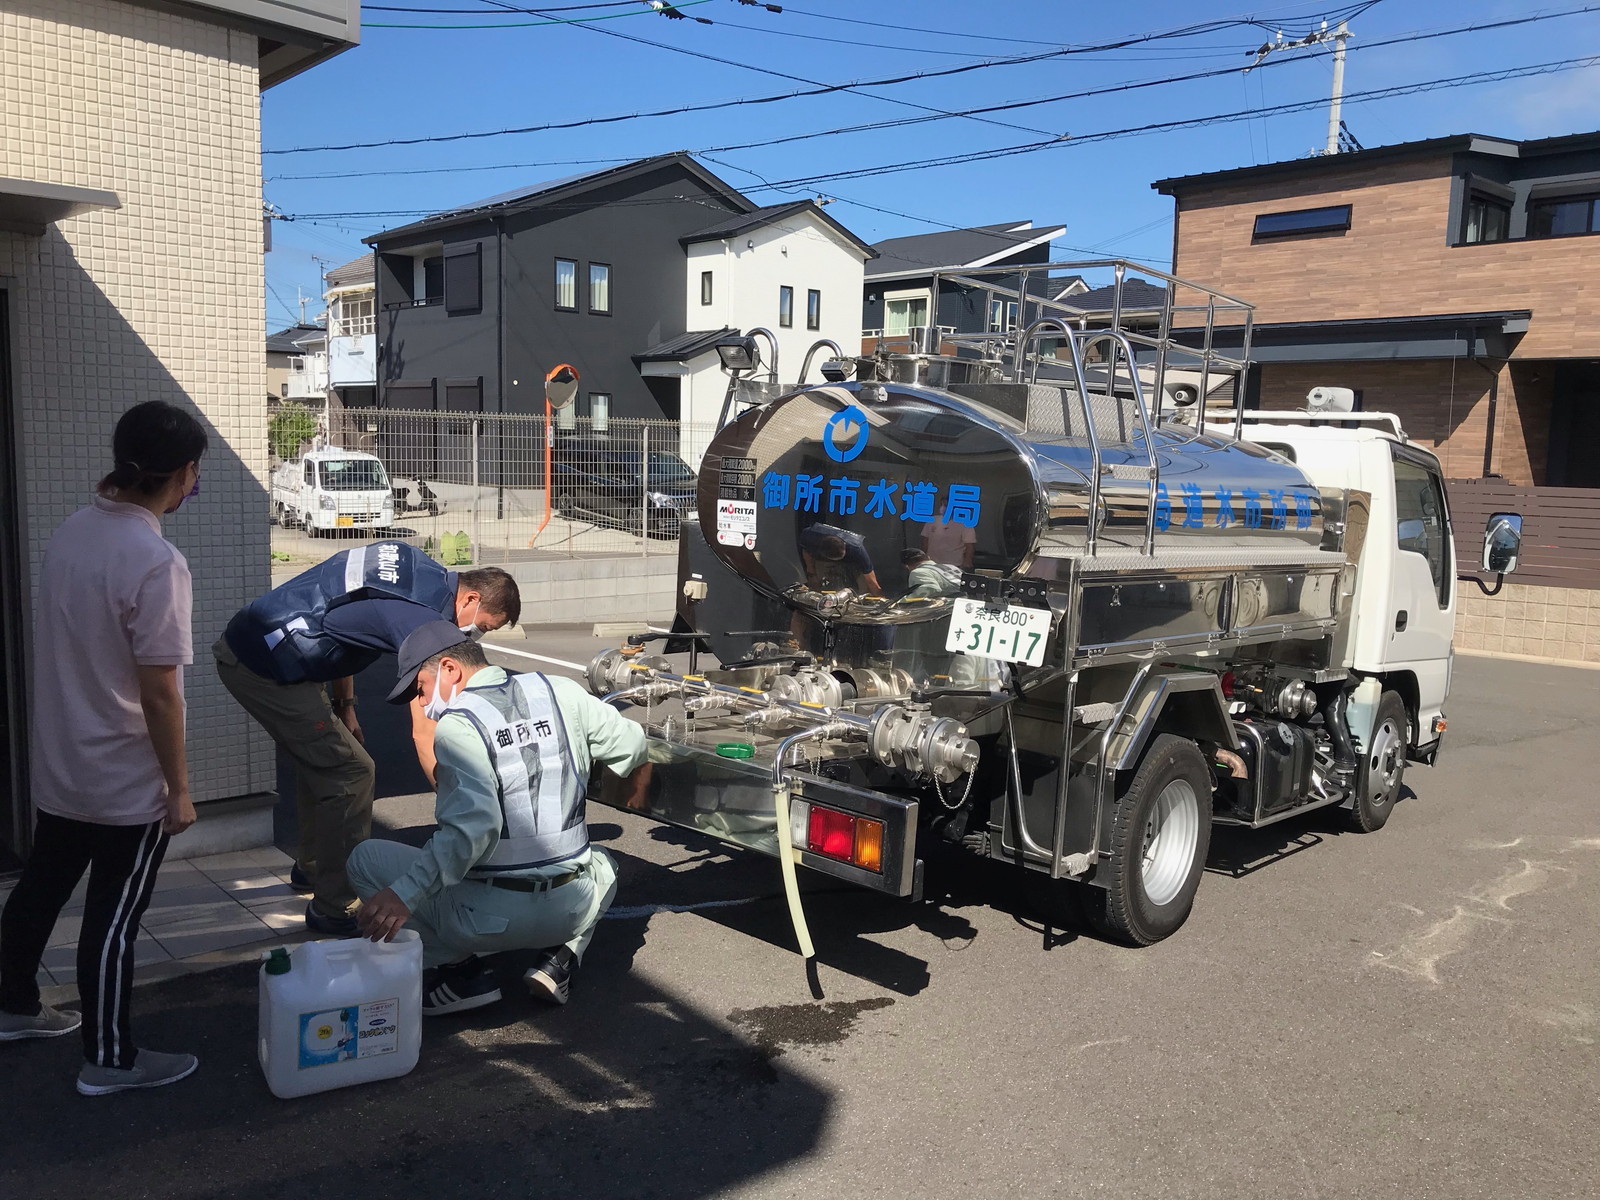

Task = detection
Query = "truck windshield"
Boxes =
[318,459,389,491]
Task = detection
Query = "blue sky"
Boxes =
[262,0,1600,329]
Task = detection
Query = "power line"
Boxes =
[265,4,1600,177]
[363,0,714,27]
[735,52,1600,193]
[264,10,1331,155]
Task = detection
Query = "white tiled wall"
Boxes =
[1,0,274,804]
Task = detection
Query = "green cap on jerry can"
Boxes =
[264,946,292,975]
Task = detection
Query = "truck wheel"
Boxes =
[1083,734,1212,946]
[1346,692,1407,833]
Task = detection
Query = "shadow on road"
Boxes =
[2,948,830,1200]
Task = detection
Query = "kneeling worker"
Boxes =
[351,622,650,1014]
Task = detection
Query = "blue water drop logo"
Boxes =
[822,406,869,463]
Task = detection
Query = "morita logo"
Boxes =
[373,542,402,584]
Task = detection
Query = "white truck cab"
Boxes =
[272,448,394,536]
[1239,412,1463,763]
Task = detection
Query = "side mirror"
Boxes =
[1482,512,1522,574]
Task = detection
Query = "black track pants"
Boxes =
[0,811,169,1068]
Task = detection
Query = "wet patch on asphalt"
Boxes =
[727,997,895,1057]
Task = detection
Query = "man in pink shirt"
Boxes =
[0,401,206,1096]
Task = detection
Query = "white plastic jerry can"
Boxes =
[258,931,423,1099]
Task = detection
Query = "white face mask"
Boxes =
[422,670,457,721]
[458,598,486,642]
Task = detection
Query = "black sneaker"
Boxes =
[422,959,502,1016]
[304,902,359,938]
[524,947,576,1006]
[288,864,313,893]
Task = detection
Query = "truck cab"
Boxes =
[272,448,394,536]
[1239,416,1455,762]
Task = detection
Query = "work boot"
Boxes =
[304,901,359,937]
[524,947,577,1007]
[0,1005,81,1041]
[76,1049,198,1096]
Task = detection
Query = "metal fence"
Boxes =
[268,410,720,568]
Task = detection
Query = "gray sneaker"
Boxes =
[76,1049,198,1096]
[0,1005,81,1041]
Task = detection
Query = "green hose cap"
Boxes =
[715,742,755,759]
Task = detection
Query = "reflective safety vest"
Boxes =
[225,541,455,683]
[447,673,588,872]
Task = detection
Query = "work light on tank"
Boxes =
[716,337,760,372]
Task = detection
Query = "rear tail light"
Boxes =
[787,800,884,873]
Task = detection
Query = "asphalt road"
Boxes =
[6,644,1598,1200]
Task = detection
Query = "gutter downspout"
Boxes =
[1468,323,1504,478]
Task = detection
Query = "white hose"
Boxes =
[771,780,816,960]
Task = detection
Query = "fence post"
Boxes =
[471,417,481,565]
[640,422,650,558]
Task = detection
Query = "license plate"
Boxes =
[335,516,353,527]
[944,598,1052,667]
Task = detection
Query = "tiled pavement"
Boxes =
[0,846,313,1003]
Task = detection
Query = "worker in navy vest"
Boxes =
[351,622,650,1015]
[214,542,521,936]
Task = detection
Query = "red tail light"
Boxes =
[793,801,886,873]
[808,806,855,860]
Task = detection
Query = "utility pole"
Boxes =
[1325,21,1351,155]
[1244,18,1354,156]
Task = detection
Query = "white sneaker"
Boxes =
[0,1004,81,1041]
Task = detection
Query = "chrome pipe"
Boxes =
[1011,318,1070,384]
[797,338,845,384]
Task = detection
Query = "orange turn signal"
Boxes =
[851,818,884,872]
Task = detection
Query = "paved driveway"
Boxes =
[5,651,1597,1199]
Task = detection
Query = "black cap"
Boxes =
[386,620,475,704]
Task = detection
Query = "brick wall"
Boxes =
[1171,155,1600,359]
[0,0,273,807]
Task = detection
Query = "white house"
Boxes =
[636,200,876,461]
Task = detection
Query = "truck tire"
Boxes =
[1346,691,1407,833]
[1083,734,1212,946]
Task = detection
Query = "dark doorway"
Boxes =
[0,289,27,867]
[1547,361,1600,487]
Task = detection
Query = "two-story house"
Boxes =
[1154,132,1600,489]
[324,252,376,411]
[1154,131,1600,664]
[860,220,1072,351]
[366,154,873,432]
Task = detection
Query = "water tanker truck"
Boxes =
[582,262,1524,948]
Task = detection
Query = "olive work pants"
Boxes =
[213,638,374,918]
[347,841,618,970]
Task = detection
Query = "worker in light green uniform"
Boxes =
[350,621,650,1015]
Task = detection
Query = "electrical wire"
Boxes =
[364,0,713,27]
[265,2,1600,156]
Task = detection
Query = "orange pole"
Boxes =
[527,398,554,548]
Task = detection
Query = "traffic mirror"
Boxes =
[545,363,580,409]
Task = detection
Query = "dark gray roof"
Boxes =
[1150,131,1600,194]
[681,201,876,257]
[867,221,1063,279]
[634,327,738,363]
[267,323,323,354]
[324,252,372,288]
[1026,273,1086,300]
[1061,278,1170,314]
[367,153,753,244]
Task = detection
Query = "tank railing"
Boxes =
[1073,328,1161,557]
[1010,319,1071,384]
[1053,330,1109,558]
[797,338,845,385]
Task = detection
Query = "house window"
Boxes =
[335,295,374,337]
[986,299,1019,332]
[554,258,577,311]
[422,256,444,303]
[778,285,794,328]
[701,271,713,305]
[1462,194,1511,244]
[585,391,611,433]
[444,244,482,313]
[884,293,929,336]
[806,289,821,331]
[1251,204,1352,239]
[589,263,611,314]
[1528,194,1600,238]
